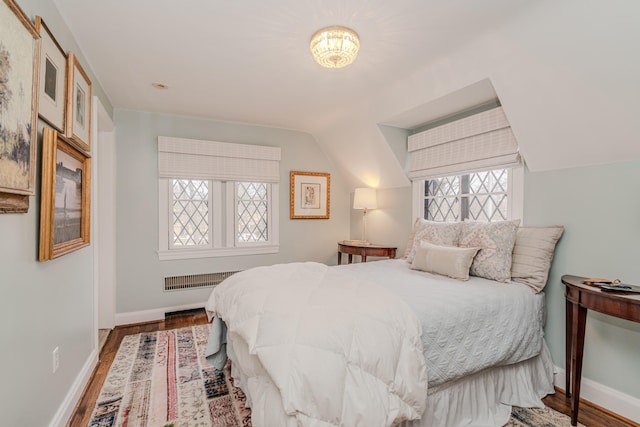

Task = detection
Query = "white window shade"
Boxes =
[408,107,522,180]
[158,136,281,182]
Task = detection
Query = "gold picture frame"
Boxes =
[39,128,91,261]
[65,52,91,152]
[36,16,67,132]
[0,0,41,197]
[290,171,330,219]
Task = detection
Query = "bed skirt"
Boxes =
[398,341,555,427]
[228,338,554,427]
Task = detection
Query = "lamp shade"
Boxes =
[353,188,377,210]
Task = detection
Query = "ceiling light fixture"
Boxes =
[310,26,360,69]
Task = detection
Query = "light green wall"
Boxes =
[114,109,350,314]
[0,0,112,425]
[524,161,640,398]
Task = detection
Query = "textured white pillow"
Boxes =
[511,226,564,292]
[406,220,462,263]
[459,220,520,283]
[410,241,480,280]
[402,218,423,259]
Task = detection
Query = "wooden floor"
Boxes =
[68,308,639,427]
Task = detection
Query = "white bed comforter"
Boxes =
[206,262,428,427]
[336,260,545,387]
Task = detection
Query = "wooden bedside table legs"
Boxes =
[337,253,354,265]
[565,297,588,426]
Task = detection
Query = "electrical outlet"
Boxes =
[52,347,59,373]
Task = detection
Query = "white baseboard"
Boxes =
[49,348,99,427]
[115,302,207,326]
[554,365,640,423]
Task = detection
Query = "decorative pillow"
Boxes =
[402,218,424,259]
[409,241,480,280]
[406,220,462,263]
[511,226,564,292]
[459,220,520,282]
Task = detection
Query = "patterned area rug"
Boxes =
[89,324,250,427]
[506,407,584,427]
[89,324,577,427]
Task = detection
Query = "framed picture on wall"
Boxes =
[36,16,67,132]
[65,52,91,152]
[0,0,41,197]
[39,128,91,261]
[290,171,330,219]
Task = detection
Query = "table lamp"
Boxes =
[353,187,377,244]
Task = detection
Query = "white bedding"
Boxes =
[206,261,429,427]
[336,259,545,387]
[206,259,548,427]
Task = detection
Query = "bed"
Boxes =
[205,220,564,427]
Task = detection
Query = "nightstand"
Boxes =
[563,274,640,425]
[337,241,397,265]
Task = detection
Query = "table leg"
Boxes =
[570,302,587,426]
[337,252,342,265]
[566,298,573,398]
[362,255,367,263]
[348,254,353,264]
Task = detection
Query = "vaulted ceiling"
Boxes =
[54,0,640,189]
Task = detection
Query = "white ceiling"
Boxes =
[53,0,529,132]
[53,0,640,189]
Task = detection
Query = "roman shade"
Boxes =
[158,136,281,182]
[408,107,522,180]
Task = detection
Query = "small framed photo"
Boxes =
[0,0,40,197]
[39,128,91,261]
[290,171,330,219]
[36,16,66,132]
[65,52,91,152]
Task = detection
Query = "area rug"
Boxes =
[89,325,578,427]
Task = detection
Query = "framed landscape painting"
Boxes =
[39,128,91,261]
[36,16,66,132]
[290,171,330,219]
[65,52,91,152]
[0,0,41,196]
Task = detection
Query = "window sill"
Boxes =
[158,245,279,261]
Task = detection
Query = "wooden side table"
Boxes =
[562,274,640,426]
[337,241,397,265]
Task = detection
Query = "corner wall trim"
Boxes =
[554,366,640,423]
[115,302,207,326]
[49,349,98,427]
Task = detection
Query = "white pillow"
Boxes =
[406,220,462,263]
[459,220,520,283]
[511,226,564,292]
[410,241,480,280]
[402,218,423,259]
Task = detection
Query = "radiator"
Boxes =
[164,271,238,292]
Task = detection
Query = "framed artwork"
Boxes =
[36,16,66,132]
[0,0,41,197]
[39,128,91,261]
[290,171,330,219]
[65,52,91,152]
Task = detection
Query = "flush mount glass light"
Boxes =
[310,26,360,69]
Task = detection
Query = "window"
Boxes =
[160,179,278,260]
[413,167,522,223]
[408,106,523,223]
[170,179,211,248]
[235,182,269,244]
[158,136,281,260]
[424,169,507,222]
